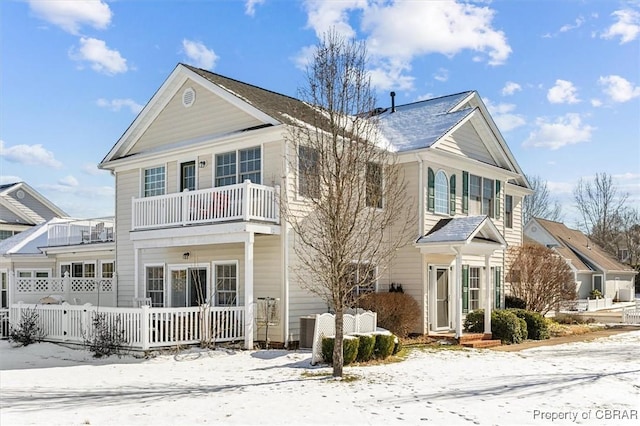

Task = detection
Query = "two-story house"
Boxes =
[98,63,531,346]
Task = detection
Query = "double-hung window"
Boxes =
[469,267,480,311]
[214,263,238,306]
[146,266,165,307]
[347,262,377,302]
[467,174,496,218]
[298,145,320,198]
[144,166,166,197]
[215,147,261,187]
[366,162,383,208]
[505,195,513,228]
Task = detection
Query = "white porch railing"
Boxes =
[48,218,115,246]
[560,298,614,312]
[7,303,245,350]
[132,181,280,230]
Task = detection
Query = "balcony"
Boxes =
[132,180,280,231]
[48,218,115,246]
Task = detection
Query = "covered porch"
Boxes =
[416,216,507,338]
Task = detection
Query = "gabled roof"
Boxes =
[0,221,49,255]
[530,218,635,274]
[0,182,68,225]
[416,215,507,253]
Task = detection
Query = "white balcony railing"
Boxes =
[48,218,115,246]
[132,181,279,230]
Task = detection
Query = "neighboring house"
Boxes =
[524,218,637,302]
[97,63,531,346]
[0,217,116,308]
[0,182,68,240]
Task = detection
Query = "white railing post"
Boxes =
[141,305,150,351]
[131,196,137,230]
[274,185,281,223]
[242,180,251,221]
[182,191,189,226]
[64,272,71,303]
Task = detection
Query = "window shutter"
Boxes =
[449,174,456,215]
[462,265,469,314]
[495,180,501,219]
[494,266,502,309]
[427,167,435,212]
[462,171,469,214]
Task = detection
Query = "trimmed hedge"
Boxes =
[505,295,527,309]
[321,336,359,365]
[356,334,376,362]
[464,309,527,344]
[509,309,550,340]
[374,333,396,359]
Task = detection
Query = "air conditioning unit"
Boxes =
[299,316,316,349]
[618,288,632,302]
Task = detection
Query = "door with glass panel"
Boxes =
[170,267,207,307]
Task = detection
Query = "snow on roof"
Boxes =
[0,222,47,255]
[377,92,474,152]
[417,215,487,244]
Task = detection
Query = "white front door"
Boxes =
[435,267,450,329]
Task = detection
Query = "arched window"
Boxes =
[434,170,449,214]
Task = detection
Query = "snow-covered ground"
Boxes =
[1,331,639,426]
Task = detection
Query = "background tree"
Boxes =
[573,172,629,256]
[282,31,414,377]
[506,243,576,315]
[522,174,563,225]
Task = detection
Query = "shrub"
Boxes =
[9,307,45,346]
[509,309,550,340]
[392,338,402,355]
[356,334,375,362]
[464,309,527,344]
[84,313,128,358]
[359,292,420,337]
[321,336,359,365]
[505,295,527,309]
[589,289,603,300]
[373,333,396,359]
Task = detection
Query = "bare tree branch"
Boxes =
[522,174,562,224]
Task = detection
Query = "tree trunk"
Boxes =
[333,308,344,377]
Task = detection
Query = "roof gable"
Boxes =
[0,182,68,225]
[417,215,507,247]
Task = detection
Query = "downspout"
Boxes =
[415,153,426,332]
[415,153,424,237]
[281,138,290,347]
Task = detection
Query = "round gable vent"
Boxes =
[16,190,25,199]
[182,87,196,108]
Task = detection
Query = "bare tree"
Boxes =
[522,174,563,225]
[506,243,576,315]
[574,172,628,256]
[282,31,414,377]
[615,207,640,266]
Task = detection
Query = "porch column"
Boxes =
[133,248,140,301]
[484,255,492,336]
[244,232,254,349]
[455,248,463,338]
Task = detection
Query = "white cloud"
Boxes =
[601,9,640,44]
[181,39,218,70]
[28,0,112,35]
[59,175,79,187]
[302,0,511,91]
[82,163,108,176]
[96,98,144,114]
[590,98,603,107]
[0,140,63,168]
[598,75,640,103]
[547,79,580,104]
[559,16,585,33]
[368,62,415,92]
[523,113,595,150]
[483,98,526,132]
[547,180,574,194]
[245,0,265,17]
[433,68,449,82]
[501,81,521,96]
[0,175,23,185]
[70,37,128,75]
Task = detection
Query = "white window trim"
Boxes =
[140,163,167,198]
[100,260,115,279]
[177,159,199,192]
[16,268,52,278]
[214,144,263,187]
[212,260,239,307]
[592,274,604,292]
[349,260,379,295]
[434,169,449,216]
[144,263,166,307]
[296,144,319,201]
[168,263,210,307]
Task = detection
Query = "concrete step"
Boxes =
[461,339,502,349]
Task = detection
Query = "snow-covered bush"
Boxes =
[84,313,128,358]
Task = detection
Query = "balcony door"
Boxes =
[181,161,196,192]
[169,266,208,307]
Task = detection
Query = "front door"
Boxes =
[436,268,449,329]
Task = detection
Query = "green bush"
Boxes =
[589,289,603,299]
[509,309,550,340]
[392,338,402,355]
[321,336,359,365]
[359,292,420,337]
[356,334,375,362]
[505,295,527,309]
[9,307,45,346]
[373,333,395,359]
[464,309,527,344]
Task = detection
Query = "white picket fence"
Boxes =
[7,303,244,350]
[622,300,640,325]
[310,311,377,365]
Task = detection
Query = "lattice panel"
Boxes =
[100,280,114,292]
[71,279,97,292]
[16,280,32,293]
[310,311,378,365]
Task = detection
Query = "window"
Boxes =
[347,262,377,302]
[101,262,114,279]
[18,270,49,278]
[366,162,383,208]
[63,262,95,278]
[0,230,16,241]
[181,161,196,191]
[505,195,513,228]
[298,145,320,198]
[146,266,165,307]
[434,170,449,214]
[215,263,237,306]
[618,248,629,262]
[1,271,7,308]
[593,275,603,293]
[144,166,165,197]
[469,267,480,311]
[170,267,207,307]
[215,147,261,187]
[467,174,496,218]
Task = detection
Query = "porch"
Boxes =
[47,218,115,246]
[11,274,116,307]
[131,181,279,230]
[6,303,245,350]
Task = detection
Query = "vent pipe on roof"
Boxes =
[390,91,396,113]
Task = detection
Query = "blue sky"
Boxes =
[1,0,639,226]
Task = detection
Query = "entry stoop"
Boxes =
[458,333,502,348]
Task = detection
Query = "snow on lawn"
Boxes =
[1,331,639,426]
